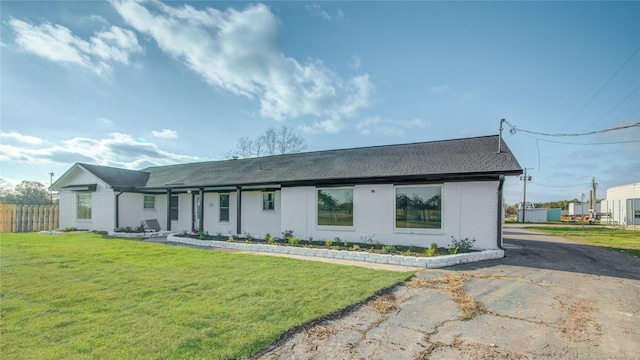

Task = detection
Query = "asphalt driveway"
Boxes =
[256,226,640,359]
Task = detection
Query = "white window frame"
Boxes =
[170,195,179,221]
[219,193,230,222]
[394,184,443,233]
[262,192,275,211]
[143,195,155,210]
[76,192,92,220]
[316,187,354,229]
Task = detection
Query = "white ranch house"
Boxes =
[51,135,522,250]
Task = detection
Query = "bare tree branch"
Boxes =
[229,126,307,158]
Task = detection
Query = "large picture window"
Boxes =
[220,194,230,222]
[317,188,353,226]
[395,186,442,229]
[77,193,92,220]
[143,195,155,209]
[170,195,179,221]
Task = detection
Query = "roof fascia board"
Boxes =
[131,171,521,192]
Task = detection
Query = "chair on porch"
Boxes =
[144,219,161,232]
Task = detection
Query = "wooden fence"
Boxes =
[0,204,59,233]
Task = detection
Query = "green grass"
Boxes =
[0,233,413,359]
[525,226,640,258]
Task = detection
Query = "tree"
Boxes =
[229,126,307,158]
[0,180,52,205]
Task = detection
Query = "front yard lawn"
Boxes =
[525,226,640,258]
[1,233,413,359]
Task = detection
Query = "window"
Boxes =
[262,192,275,211]
[395,186,442,229]
[143,195,155,209]
[220,194,230,222]
[77,193,92,220]
[170,195,179,221]
[317,188,353,226]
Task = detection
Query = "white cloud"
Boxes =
[152,129,178,139]
[349,56,362,70]
[98,117,115,127]
[9,19,142,74]
[306,3,345,22]
[356,117,430,136]
[0,131,44,145]
[111,1,372,132]
[0,132,199,169]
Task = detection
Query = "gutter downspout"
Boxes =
[115,191,124,229]
[497,175,506,250]
[166,189,172,231]
[236,186,242,236]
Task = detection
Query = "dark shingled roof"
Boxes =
[135,135,521,189]
[78,163,150,188]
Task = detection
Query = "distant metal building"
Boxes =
[600,182,640,228]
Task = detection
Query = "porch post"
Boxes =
[166,189,172,231]
[236,186,242,235]
[199,188,204,232]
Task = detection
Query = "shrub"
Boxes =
[325,239,333,248]
[450,236,475,253]
[425,243,438,257]
[288,237,300,246]
[265,233,271,241]
[352,244,361,251]
[60,227,77,232]
[308,236,313,242]
[383,245,396,254]
[246,233,254,241]
[282,230,294,239]
[266,236,275,245]
[342,240,350,248]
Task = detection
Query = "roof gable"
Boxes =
[77,163,150,189]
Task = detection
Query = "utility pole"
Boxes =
[590,177,598,223]
[497,118,505,153]
[520,168,532,223]
[49,171,54,205]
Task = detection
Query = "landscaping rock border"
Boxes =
[107,230,172,238]
[166,234,504,268]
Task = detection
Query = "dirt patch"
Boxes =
[369,293,398,314]
[562,298,601,342]
[422,338,530,359]
[408,273,500,320]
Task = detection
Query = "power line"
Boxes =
[504,120,640,137]
[522,133,640,145]
[561,47,640,130]
[588,87,640,128]
[530,182,590,188]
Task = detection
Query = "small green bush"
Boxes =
[383,245,396,254]
[288,237,300,246]
[425,243,438,257]
[325,239,333,248]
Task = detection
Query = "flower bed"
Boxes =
[168,233,504,268]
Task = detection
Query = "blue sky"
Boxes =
[1,1,638,204]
